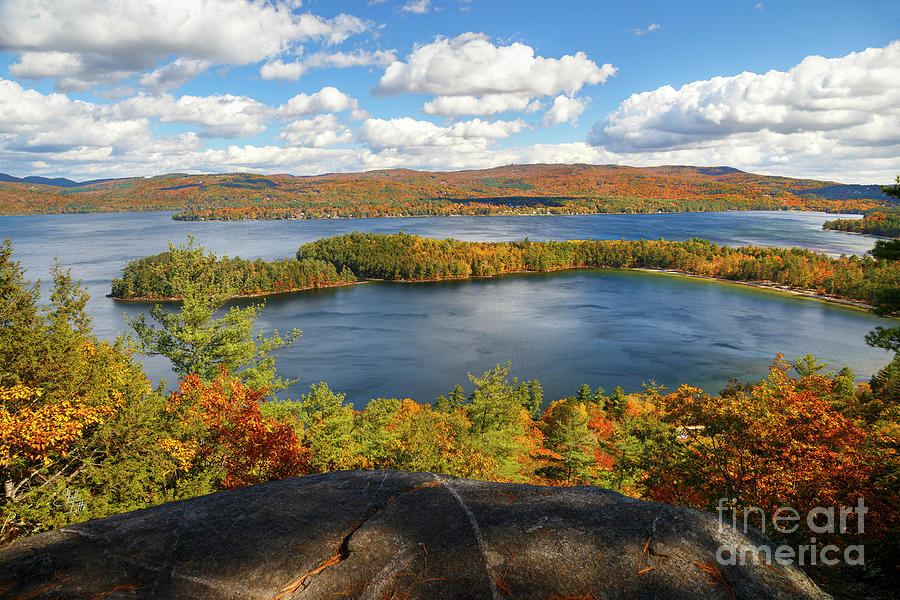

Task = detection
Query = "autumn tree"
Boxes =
[161,372,311,489]
[538,398,597,483]
[0,241,158,540]
[640,357,876,520]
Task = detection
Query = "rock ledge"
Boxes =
[0,470,830,599]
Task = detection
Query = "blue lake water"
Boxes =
[2,210,893,405]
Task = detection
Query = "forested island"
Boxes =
[1,164,892,218]
[824,209,900,238]
[822,178,900,238]
[111,233,900,314]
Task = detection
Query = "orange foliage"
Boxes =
[165,372,311,488]
[644,357,887,530]
[0,384,116,467]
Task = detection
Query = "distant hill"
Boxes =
[0,164,893,219]
[0,172,132,188]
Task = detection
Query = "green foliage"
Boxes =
[539,398,597,483]
[883,175,900,200]
[604,386,628,419]
[0,239,42,387]
[865,326,900,354]
[126,237,301,392]
[111,247,355,300]
[870,239,900,261]
[297,382,359,472]
[0,241,207,542]
[463,363,530,479]
[793,353,829,378]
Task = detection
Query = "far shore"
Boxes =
[110,265,881,313]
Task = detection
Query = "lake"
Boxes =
[2,210,893,405]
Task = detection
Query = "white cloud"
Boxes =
[279,114,353,147]
[276,87,361,117]
[261,49,396,81]
[400,0,431,13]
[305,49,397,69]
[113,93,271,138]
[260,60,308,81]
[422,93,542,116]
[589,42,900,154]
[8,52,84,80]
[0,0,371,88]
[357,116,525,150]
[139,58,211,91]
[541,95,589,127]
[375,33,616,98]
[629,23,661,36]
[0,78,150,152]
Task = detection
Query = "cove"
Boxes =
[239,268,894,404]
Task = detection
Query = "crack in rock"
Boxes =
[273,476,442,599]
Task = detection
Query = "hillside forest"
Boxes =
[1,164,892,219]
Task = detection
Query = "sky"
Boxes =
[0,0,897,183]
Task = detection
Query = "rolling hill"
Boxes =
[0,164,892,219]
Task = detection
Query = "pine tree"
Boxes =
[127,237,300,391]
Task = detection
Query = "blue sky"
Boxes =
[0,0,897,182]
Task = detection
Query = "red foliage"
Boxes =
[169,373,311,488]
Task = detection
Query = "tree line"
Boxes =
[111,238,357,300]
[113,233,900,315]
[823,177,900,238]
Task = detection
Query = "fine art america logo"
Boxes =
[716,497,867,567]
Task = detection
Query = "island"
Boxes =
[110,233,900,314]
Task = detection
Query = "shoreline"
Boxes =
[111,265,880,312]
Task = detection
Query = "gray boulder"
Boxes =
[0,470,829,599]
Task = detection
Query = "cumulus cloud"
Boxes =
[276,87,361,118]
[590,42,900,154]
[279,114,353,147]
[377,33,615,96]
[357,116,525,150]
[260,60,308,82]
[261,49,396,81]
[422,93,542,116]
[139,58,211,91]
[0,78,149,152]
[375,33,616,115]
[541,95,589,127]
[112,93,271,138]
[0,0,370,88]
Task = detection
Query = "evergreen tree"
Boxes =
[465,363,529,479]
[447,384,466,410]
[605,386,628,419]
[127,237,300,391]
[540,398,597,483]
